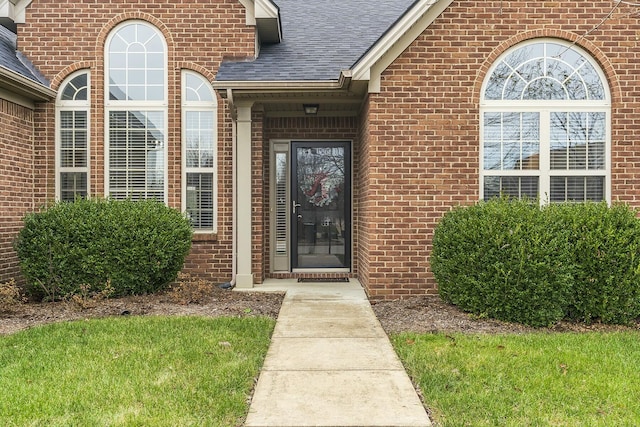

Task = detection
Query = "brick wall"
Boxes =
[17,0,256,284]
[0,99,34,283]
[362,1,640,298]
[11,1,640,296]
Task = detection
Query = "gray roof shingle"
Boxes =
[216,0,418,82]
[0,25,49,86]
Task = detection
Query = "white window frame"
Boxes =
[55,70,90,201]
[104,20,168,203]
[480,39,611,204]
[181,70,218,233]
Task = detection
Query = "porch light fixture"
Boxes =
[303,104,319,115]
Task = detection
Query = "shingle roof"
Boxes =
[0,25,49,86]
[216,0,418,82]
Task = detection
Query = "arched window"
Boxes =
[480,40,610,203]
[105,21,167,201]
[56,71,90,201]
[182,71,217,232]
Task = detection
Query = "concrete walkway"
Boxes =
[243,279,431,427]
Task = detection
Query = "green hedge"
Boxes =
[14,198,193,300]
[549,202,640,324]
[431,198,640,327]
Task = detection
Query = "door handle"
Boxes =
[292,200,302,214]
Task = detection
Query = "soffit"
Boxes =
[229,88,365,118]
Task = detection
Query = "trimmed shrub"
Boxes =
[431,198,574,327]
[549,202,640,324]
[432,198,640,326]
[14,198,193,300]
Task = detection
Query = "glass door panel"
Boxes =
[292,142,351,269]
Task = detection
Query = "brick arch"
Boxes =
[177,62,217,84]
[472,29,621,106]
[95,12,175,53]
[51,62,94,90]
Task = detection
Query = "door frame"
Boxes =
[269,139,353,273]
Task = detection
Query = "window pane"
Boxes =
[108,110,165,200]
[485,41,607,102]
[75,130,87,148]
[75,111,87,128]
[484,176,539,201]
[521,113,540,169]
[185,72,215,102]
[550,176,605,202]
[108,22,165,102]
[60,172,87,202]
[566,176,586,201]
[524,77,567,100]
[483,112,540,171]
[60,130,73,149]
[484,63,511,100]
[186,173,214,230]
[550,112,568,169]
[551,112,606,171]
[586,176,605,201]
[60,111,73,128]
[61,73,88,101]
[503,73,527,100]
[588,141,605,170]
[59,110,88,168]
[148,70,164,86]
[185,111,215,168]
[564,74,587,101]
[147,53,165,69]
[581,62,606,100]
[588,113,606,170]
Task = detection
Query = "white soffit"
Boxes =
[239,0,281,43]
[350,0,454,93]
[0,0,31,23]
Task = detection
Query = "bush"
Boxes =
[0,279,26,313]
[431,198,574,327]
[14,198,193,300]
[549,202,640,324]
[432,198,640,326]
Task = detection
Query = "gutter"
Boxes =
[0,65,55,101]
[214,71,353,95]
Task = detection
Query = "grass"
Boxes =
[392,331,640,426]
[0,316,275,427]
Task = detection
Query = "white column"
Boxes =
[234,102,254,288]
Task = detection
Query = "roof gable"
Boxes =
[352,0,454,92]
[217,0,420,83]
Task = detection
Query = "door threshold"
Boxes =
[297,277,349,283]
[292,268,351,273]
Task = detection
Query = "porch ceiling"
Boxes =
[227,88,366,118]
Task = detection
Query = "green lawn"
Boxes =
[0,316,275,427]
[393,332,640,426]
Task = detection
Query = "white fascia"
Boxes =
[238,0,281,44]
[0,0,31,24]
[350,0,454,93]
[0,65,56,102]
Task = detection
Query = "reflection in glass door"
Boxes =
[292,142,351,269]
